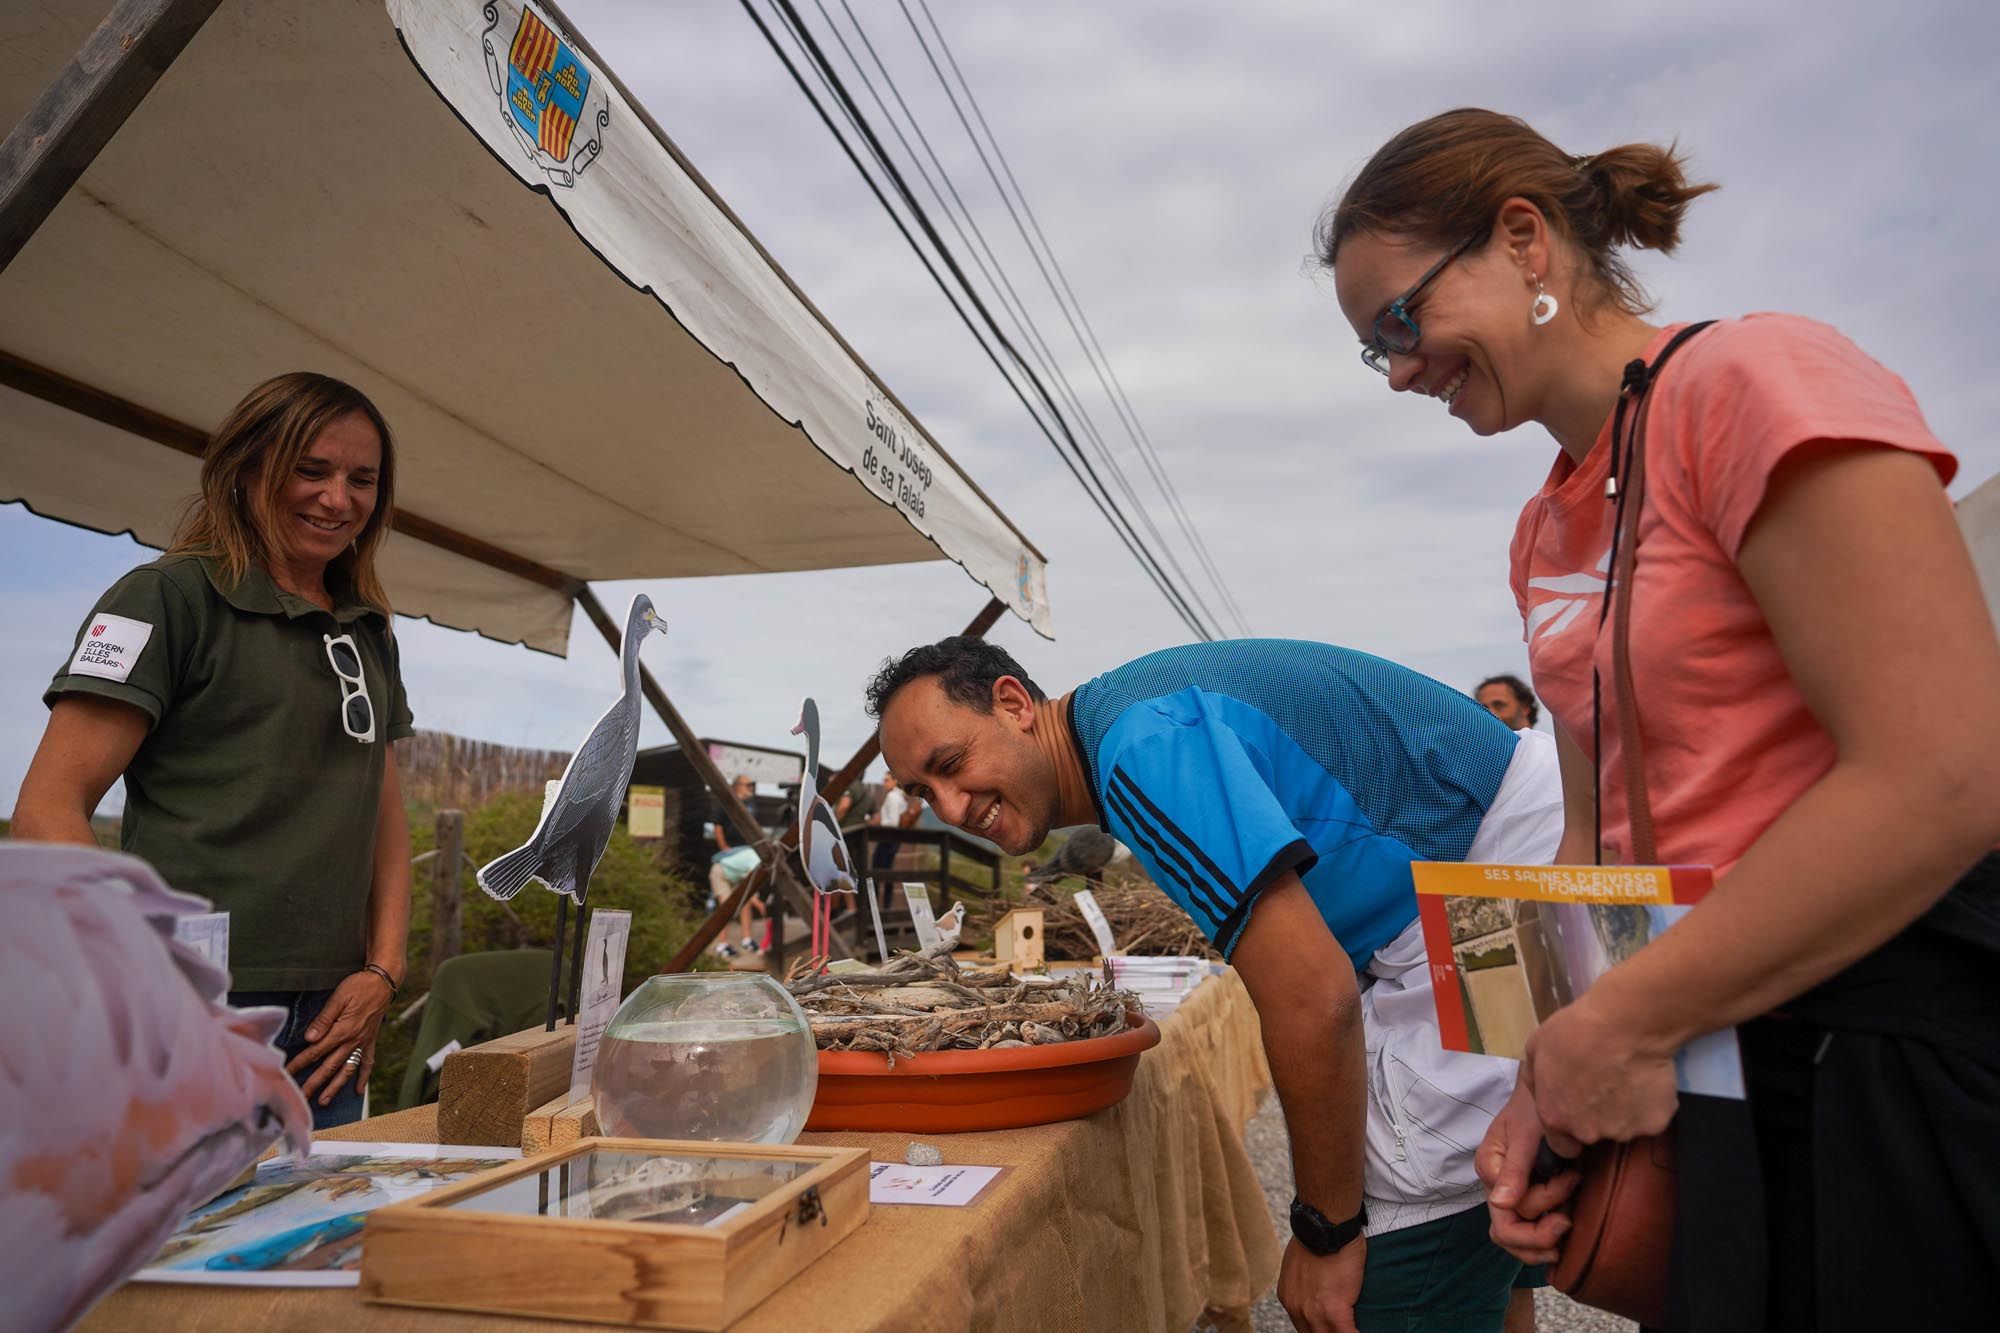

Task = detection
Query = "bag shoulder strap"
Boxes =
[1605,321,1717,864]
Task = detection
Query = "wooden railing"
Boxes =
[766,826,1004,971]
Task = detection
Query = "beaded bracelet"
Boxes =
[361,962,400,997]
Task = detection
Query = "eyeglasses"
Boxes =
[323,633,376,743]
[1360,234,1479,375]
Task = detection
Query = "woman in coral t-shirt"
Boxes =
[1321,109,2000,1329]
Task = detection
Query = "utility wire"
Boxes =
[738,0,1220,640]
[822,0,1237,642]
[804,0,1080,457]
[759,0,1223,642]
[906,0,1253,637]
[753,0,1222,641]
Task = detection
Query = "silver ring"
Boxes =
[343,1048,364,1069]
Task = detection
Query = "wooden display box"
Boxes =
[361,1137,869,1330]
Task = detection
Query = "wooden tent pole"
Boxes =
[0,0,225,273]
[662,595,1008,972]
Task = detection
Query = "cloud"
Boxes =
[4,0,1995,817]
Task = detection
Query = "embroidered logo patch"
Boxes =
[69,613,153,683]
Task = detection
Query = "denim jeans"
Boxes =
[229,988,366,1130]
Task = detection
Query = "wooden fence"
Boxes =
[394,730,572,810]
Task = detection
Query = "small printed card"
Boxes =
[566,909,633,1103]
[867,1161,1006,1207]
[173,912,229,972]
[1071,889,1119,958]
[1413,862,1743,1098]
[901,883,941,949]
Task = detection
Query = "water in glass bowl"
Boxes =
[591,975,818,1144]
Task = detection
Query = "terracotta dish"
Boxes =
[805,1010,1162,1133]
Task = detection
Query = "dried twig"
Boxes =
[784,945,1135,1058]
[978,877,1220,961]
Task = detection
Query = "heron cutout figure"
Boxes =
[477,594,666,1027]
[791,698,882,969]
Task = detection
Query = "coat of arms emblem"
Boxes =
[480,2,608,188]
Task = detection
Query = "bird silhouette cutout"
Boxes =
[790,697,858,966]
[479,595,666,904]
[1,844,311,1331]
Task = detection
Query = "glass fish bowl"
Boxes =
[591,973,818,1145]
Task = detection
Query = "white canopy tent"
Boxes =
[0,0,1053,959]
[0,0,1051,656]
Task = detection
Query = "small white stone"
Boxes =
[905,1142,944,1167]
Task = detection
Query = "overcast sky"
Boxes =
[5,0,1997,816]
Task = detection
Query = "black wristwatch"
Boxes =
[1289,1196,1367,1255]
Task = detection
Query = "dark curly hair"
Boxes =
[864,637,1047,719]
[1476,673,1540,727]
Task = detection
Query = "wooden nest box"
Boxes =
[992,907,1045,968]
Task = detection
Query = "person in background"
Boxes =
[870,769,919,875]
[12,372,415,1130]
[1323,107,2000,1329]
[713,773,756,851]
[835,776,877,826]
[1474,674,1539,731]
[868,636,1564,1333]
[709,774,765,953]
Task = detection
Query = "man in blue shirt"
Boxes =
[868,637,1564,1333]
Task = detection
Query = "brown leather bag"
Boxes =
[1549,1134,1676,1325]
[1544,323,1716,1327]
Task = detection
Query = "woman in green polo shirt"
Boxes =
[14,372,415,1129]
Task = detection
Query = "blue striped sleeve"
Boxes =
[1100,719,1316,958]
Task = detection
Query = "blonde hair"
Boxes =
[169,373,396,611]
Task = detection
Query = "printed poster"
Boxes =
[134,1142,520,1287]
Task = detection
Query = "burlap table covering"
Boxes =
[82,968,1278,1333]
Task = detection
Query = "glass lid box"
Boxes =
[359,1137,869,1331]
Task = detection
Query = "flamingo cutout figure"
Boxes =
[0,844,311,1332]
[477,594,666,906]
[790,698,860,969]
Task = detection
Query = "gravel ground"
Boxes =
[1237,1091,1635,1333]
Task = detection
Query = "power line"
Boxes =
[823,0,1239,642]
[737,0,1221,640]
[751,0,1222,641]
[760,0,1223,642]
[905,0,1253,637]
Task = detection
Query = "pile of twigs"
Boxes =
[783,943,1135,1060]
[1007,880,1221,961]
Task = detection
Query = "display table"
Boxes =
[83,969,1278,1333]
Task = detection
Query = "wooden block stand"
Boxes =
[522,1092,600,1155]
[437,1024,577,1147]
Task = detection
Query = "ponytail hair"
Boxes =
[1317,108,1718,314]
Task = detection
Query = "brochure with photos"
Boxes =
[1413,862,1744,1099]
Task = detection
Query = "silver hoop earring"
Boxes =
[1532,277,1559,326]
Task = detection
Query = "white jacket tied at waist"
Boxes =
[1357,728,1564,1236]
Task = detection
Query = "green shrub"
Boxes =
[372,789,712,1107]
